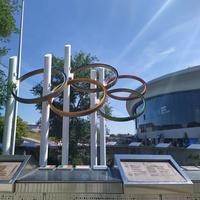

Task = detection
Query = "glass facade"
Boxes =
[134,90,200,133]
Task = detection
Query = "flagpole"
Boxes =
[10,0,25,154]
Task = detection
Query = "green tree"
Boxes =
[183,132,189,147]
[0,0,20,109]
[0,0,19,64]
[0,116,4,142]
[0,70,7,109]
[31,51,113,164]
[0,115,28,143]
[16,116,28,139]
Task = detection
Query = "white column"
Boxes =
[2,56,17,155]
[62,45,71,165]
[99,68,106,165]
[90,70,97,167]
[39,54,52,166]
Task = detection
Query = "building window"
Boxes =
[134,90,200,132]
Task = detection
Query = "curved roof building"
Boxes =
[126,65,200,145]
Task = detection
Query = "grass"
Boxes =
[25,131,41,141]
[25,131,56,142]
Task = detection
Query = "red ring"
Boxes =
[106,75,147,101]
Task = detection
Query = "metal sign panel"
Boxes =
[0,155,38,193]
[0,162,21,181]
[114,154,193,194]
[120,161,186,182]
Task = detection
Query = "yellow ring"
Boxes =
[48,78,107,117]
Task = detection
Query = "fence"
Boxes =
[14,145,200,166]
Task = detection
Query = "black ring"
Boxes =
[11,68,67,104]
[71,63,118,92]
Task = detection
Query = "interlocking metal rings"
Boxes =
[106,75,147,101]
[98,88,146,122]
[11,63,147,120]
[71,63,118,93]
[11,68,67,104]
[48,78,107,117]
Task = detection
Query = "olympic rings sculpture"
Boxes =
[11,68,67,104]
[11,63,147,121]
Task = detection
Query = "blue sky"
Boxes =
[1,0,200,134]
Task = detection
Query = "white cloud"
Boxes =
[116,0,173,63]
[159,47,175,55]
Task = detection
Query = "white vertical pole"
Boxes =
[62,45,71,165]
[39,54,52,166]
[10,0,25,155]
[90,70,97,167]
[2,57,17,155]
[99,68,106,165]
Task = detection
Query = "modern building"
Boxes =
[126,65,200,146]
[28,123,41,133]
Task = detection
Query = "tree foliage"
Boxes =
[31,51,113,164]
[0,116,4,142]
[0,0,20,109]
[0,116,28,143]
[16,116,29,139]
[0,70,7,109]
[0,0,19,63]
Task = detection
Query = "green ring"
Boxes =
[98,88,146,122]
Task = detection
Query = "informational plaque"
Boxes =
[114,155,193,194]
[121,161,186,182]
[0,162,21,181]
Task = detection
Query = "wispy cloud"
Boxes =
[116,0,173,63]
[159,47,175,55]
[132,44,173,71]
[126,11,200,76]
